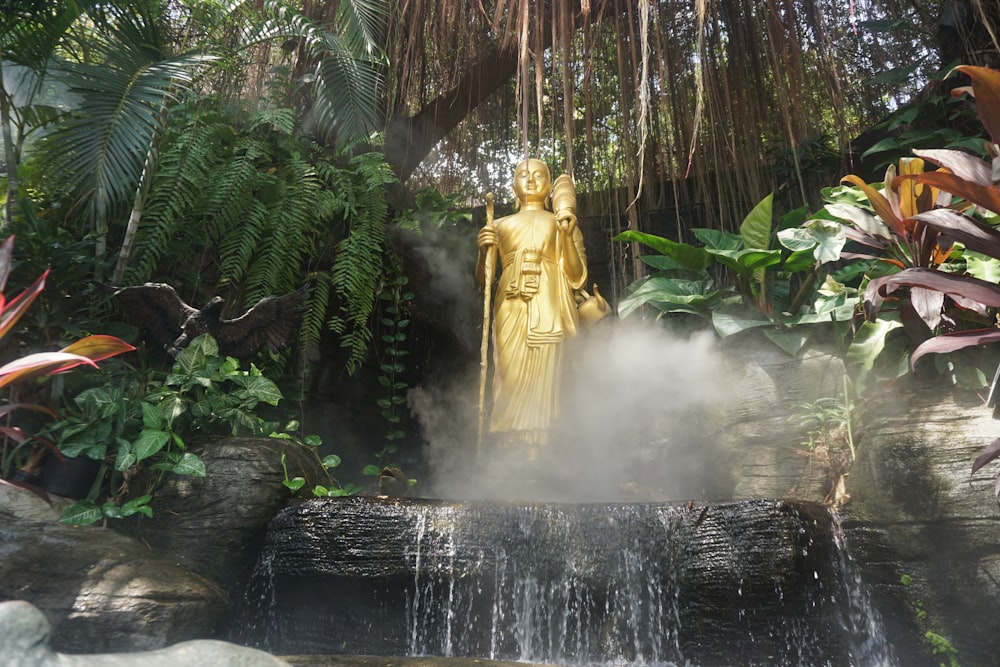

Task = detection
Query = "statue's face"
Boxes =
[512,159,551,203]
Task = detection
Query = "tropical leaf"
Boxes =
[38,5,216,236]
[0,268,47,340]
[865,267,1000,318]
[740,193,773,250]
[909,209,1000,257]
[841,174,906,237]
[764,329,810,356]
[972,437,1000,476]
[616,276,721,319]
[59,501,104,525]
[845,316,904,393]
[0,352,98,390]
[910,328,1000,368]
[711,306,771,337]
[246,0,386,145]
[132,429,170,463]
[614,230,711,272]
[954,65,1000,143]
[901,172,1000,216]
[912,149,993,185]
[59,335,136,364]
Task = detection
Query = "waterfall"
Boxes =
[235,497,898,666]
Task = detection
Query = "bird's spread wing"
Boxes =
[215,286,308,357]
[114,283,198,352]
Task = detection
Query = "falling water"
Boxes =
[235,497,898,666]
[829,512,898,667]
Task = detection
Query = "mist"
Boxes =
[410,319,737,503]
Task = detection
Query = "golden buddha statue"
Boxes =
[476,158,603,448]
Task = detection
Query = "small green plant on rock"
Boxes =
[278,427,360,498]
[49,333,310,524]
[362,274,417,495]
[900,574,962,667]
[789,375,856,506]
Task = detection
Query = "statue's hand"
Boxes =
[478,226,498,249]
[556,211,578,234]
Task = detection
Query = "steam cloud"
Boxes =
[410,319,736,503]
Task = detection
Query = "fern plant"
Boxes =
[120,98,406,376]
[324,150,399,374]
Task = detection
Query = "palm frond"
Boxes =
[243,1,385,145]
[41,41,215,236]
[312,39,383,143]
[333,0,389,61]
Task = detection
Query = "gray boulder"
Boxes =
[848,384,1000,667]
[0,600,289,667]
[0,482,228,653]
[118,437,327,597]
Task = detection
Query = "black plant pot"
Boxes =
[41,455,101,499]
[8,468,43,486]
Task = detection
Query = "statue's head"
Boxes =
[512,158,552,205]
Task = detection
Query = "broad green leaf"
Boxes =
[59,501,104,525]
[702,246,776,274]
[133,429,170,462]
[115,442,136,471]
[777,227,817,252]
[782,248,819,274]
[693,228,743,252]
[241,375,283,405]
[284,476,306,491]
[363,464,380,476]
[736,249,783,272]
[171,452,206,477]
[322,454,342,469]
[740,193,773,250]
[639,255,690,271]
[822,184,872,208]
[764,329,810,356]
[860,137,903,160]
[121,495,153,517]
[966,253,1000,283]
[158,394,186,427]
[867,58,925,85]
[846,317,903,393]
[711,307,772,338]
[613,230,710,271]
[778,204,809,231]
[58,442,107,460]
[616,277,722,319]
[140,401,164,430]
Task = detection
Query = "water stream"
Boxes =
[235,497,898,666]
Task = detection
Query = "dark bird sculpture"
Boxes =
[112,283,308,358]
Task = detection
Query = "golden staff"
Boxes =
[477,192,496,456]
